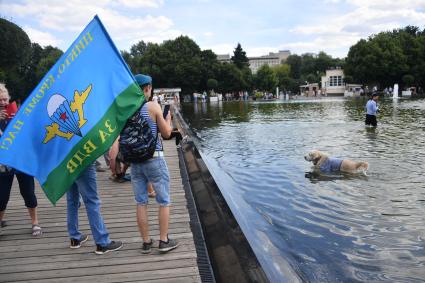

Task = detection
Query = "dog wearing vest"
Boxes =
[304,150,369,174]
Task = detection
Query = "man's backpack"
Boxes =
[119,102,158,163]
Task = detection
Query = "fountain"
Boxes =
[393,83,399,99]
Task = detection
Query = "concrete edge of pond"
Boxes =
[172,107,270,283]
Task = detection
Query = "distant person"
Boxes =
[130,74,178,254]
[0,83,42,236]
[365,93,379,127]
[67,163,123,254]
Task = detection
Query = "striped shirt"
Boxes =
[140,102,162,151]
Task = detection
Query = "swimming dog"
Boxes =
[304,150,369,174]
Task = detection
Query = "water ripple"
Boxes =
[181,98,425,282]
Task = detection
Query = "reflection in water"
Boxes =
[181,98,425,282]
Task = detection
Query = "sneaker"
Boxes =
[70,234,89,249]
[95,240,123,255]
[141,239,154,254]
[158,237,178,253]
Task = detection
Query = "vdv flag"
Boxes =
[0,16,144,204]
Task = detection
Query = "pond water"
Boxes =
[180,97,425,282]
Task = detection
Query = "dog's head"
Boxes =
[304,150,326,165]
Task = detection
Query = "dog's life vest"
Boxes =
[320,157,343,172]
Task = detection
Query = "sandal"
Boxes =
[32,224,42,237]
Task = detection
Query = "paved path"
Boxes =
[0,140,201,282]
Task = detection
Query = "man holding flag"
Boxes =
[0,16,144,252]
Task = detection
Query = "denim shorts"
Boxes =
[130,157,170,206]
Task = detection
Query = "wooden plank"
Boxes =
[0,140,202,282]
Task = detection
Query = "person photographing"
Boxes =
[128,74,178,253]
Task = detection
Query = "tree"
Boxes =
[315,51,334,73]
[231,43,249,69]
[0,18,31,100]
[402,74,414,87]
[255,65,278,92]
[207,78,218,91]
[286,54,302,79]
[199,49,220,92]
[139,36,203,95]
[345,27,425,89]
[272,64,291,91]
[216,63,245,93]
[24,44,63,98]
[34,46,62,80]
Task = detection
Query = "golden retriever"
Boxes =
[304,150,369,174]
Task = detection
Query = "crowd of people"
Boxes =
[0,74,180,255]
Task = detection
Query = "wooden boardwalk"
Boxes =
[0,140,202,282]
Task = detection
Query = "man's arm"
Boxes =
[109,138,119,176]
[149,102,172,139]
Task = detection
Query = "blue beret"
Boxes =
[134,74,152,86]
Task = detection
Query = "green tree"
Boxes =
[231,43,249,69]
[345,27,424,89]
[315,51,334,73]
[139,36,203,95]
[207,78,218,90]
[0,18,31,100]
[402,74,414,86]
[286,54,302,79]
[272,64,291,91]
[216,63,245,93]
[255,64,278,92]
[23,44,63,98]
[199,49,220,92]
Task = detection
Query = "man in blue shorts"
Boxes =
[130,74,178,254]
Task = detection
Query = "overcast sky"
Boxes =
[1,0,425,58]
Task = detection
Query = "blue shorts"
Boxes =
[130,157,170,206]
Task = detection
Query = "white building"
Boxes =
[321,68,345,96]
[217,50,291,73]
[217,54,231,63]
[248,50,291,73]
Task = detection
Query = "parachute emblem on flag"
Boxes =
[43,84,92,144]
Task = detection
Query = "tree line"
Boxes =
[345,26,425,91]
[1,17,424,101]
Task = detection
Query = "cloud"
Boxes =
[0,0,178,50]
[23,26,62,47]
[347,0,425,9]
[200,43,235,55]
[115,0,164,8]
[281,33,362,57]
[287,0,425,57]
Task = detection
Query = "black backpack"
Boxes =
[119,102,158,163]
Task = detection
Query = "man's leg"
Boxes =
[136,204,150,243]
[76,164,110,247]
[159,206,170,242]
[66,182,81,240]
[0,175,14,224]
